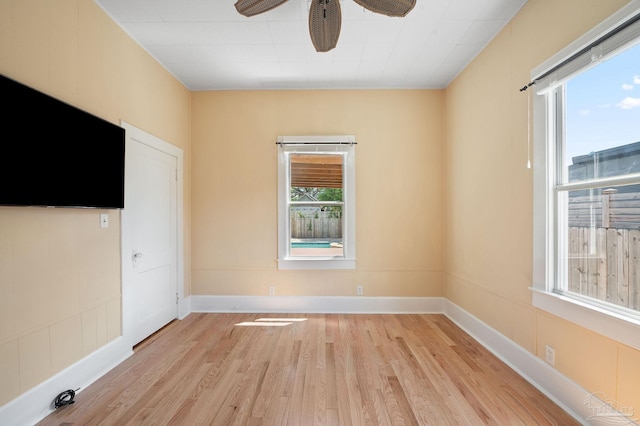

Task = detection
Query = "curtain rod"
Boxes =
[518,8,640,92]
[275,141,357,145]
[276,135,356,145]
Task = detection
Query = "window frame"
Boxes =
[277,136,356,270]
[532,2,640,351]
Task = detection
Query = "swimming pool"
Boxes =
[291,241,332,248]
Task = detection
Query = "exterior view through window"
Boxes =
[289,153,344,257]
[277,137,355,270]
[556,41,640,315]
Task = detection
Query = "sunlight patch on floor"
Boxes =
[235,322,292,326]
[255,318,308,322]
[235,318,308,327]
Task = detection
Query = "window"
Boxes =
[277,136,356,270]
[532,4,640,349]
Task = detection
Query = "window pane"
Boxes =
[564,43,640,183]
[290,153,343,201]
[559,184,640,312]
[288,153,344,257]
[289,205,343,257]
[278,140,355,269]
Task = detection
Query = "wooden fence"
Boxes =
[290,211,342,239]
[567,188,640,310]
[568,227,640,310]
[569,189,640,229]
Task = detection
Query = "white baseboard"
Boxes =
[443,300,607,426]
[190,295,446,314]
[0,337,133,426]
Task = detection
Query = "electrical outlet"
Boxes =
[356,285,363,296]
[268,286,275,296]
[545,345,555,366]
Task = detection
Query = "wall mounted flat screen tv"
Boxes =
[0,74,125,209]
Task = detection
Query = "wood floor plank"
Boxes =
[38,314,580,426]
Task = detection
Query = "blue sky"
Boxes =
[565,42,640,164]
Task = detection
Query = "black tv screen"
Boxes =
[0,74,125,209]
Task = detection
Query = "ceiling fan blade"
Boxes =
[234,0,289,17]
[309,0,342,53]
[353,0,416,17]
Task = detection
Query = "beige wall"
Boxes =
[191,90,444,297]
[0,0,191,406]
[2,0,638,418]
[444,0,639,413]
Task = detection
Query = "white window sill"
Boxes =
[531,288,640,351]
[277,258,356,270]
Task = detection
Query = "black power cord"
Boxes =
[53,388,79,409]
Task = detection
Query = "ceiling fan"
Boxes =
[234,0,416,52]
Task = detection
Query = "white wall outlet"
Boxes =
[268,286,275,296]
[100,213,109,228]
[545,345,556,366]
[356,285,363,296]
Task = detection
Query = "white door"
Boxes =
[122,125,179,346]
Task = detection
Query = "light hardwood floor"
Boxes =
[38,313,579,425]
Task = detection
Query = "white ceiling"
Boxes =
[95,0,527,91]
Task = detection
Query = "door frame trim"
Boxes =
[120,121,185,347]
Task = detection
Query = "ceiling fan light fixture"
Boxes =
[309,0,342,53]
[354,0,416,17]
[234,0,289,17]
